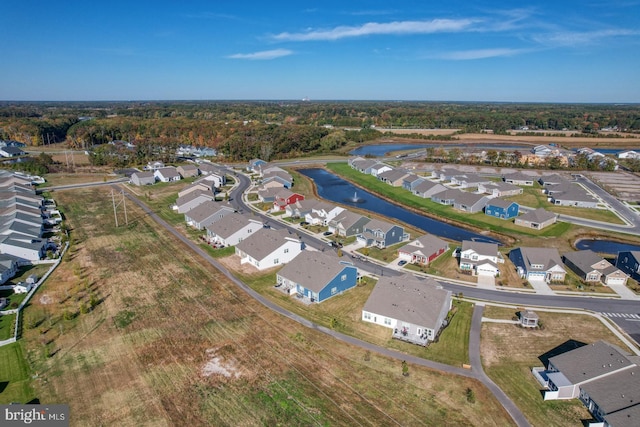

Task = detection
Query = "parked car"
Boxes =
[323,231,333,236]
[398,260,407,266]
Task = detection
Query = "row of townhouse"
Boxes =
[326,209,409,249]
[248,159,295,188]
[539,174,599,208]
[131,163,228,187]
[457,239,629,286]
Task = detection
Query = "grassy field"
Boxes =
[0,343,35,404]
[5,186,514,425]
[481,306,634,426]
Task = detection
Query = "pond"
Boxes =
[575,239,640,255]
[299,168,499,244]
[349,143,532,157]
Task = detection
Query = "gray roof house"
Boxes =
[412,181,447,199]
[503,171,536,186]
[452,192,489,213]
[459,240,504,277]
[402,174,425,191]
[477,181,523,197]
[356,218,409,249]
[130,171,156,186]
[548,184,598,208]
[430,188,465,206]
[450,173,490,189]
[378,168,410,186]
[0,234,47,261]
[362,274,452,345]
[184,201,235,230]
[562,250,628,286]
[509,246,566,283]
[533,341,640,427]
[175,190,215,214]
[514,208,558,230]
[234,228,303,271]
[176,164,200,178]
[154,167,181,183]
[205,214,262,247]
[328,211,370,237]
[397,234,449,265]
[276,251,358,303]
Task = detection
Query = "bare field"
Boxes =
[19,187,514,426]
[481,307,633,427]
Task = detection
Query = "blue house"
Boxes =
[276,251,358,303]
[356,218,409,249]
[247,158,267,172]
[485,199,519,220]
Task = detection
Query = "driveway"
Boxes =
[477,274,496,289]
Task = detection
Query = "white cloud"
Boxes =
[272,19,477,41]
[227,49,294,60]
[435,48,527,60]
[534,28,639,46]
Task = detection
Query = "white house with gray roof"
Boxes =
[452,192,489,213]
[397,234,449,265]
[509,246,566,283]
[478,181,523,197]
[533,341,640,427]
[412,181,447,199]
[175,190,215,214]
[0,234,47,261]
[184,201,235,230]
[154,167,181,183]
[130,171,156,186]
[328,211,370,237]
[205,214,262,247]
[362,274,452,346]
[276,251,358,302]
[502,171,536,186]
[378,168,410,186]
[514,208,558,230]
[235,228,302,271]
[459,240,504,277]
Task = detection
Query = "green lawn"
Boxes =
[0,314,15,341]
[0,343,36,404]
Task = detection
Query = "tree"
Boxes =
[401,360,409,376]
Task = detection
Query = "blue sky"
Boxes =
[2,0,639,102]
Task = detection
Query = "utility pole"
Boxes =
[111,189,128,227]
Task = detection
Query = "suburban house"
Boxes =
[257,187,281,203]
[484,199,519,220]
[430,188,465,206]
[356,218,409,249]
[350,158,379,174]
[328,211,370,237]
[273,190,304,212]
[0,234,47,261]
[378,168,409,186]
[434,168,464,182]
[563,250,628,286]
[198,169,226,188]
[177,182,210,199]
[458,240,504,277]
[175,190,215,214]
[509,247,566,283]
[514,208,557,230]
[402,174,425,191]
[362,274,452,346]
[538,174,568,187]
[276,251,358,302]
[176,164,200,178]
[234,228,303,271]
[0,255,18,284]
[130,171,156,186]
[247,158,267,173]
[154,167,181,183]
[452,192,489,213]
[412,181,447,199]
[450,173,490,189]
[397,234,449,265]
[184,201,235,230]
[369,163,393,177]
[503,171,536,186]
[205,214,262,247]
[13,281,33,294]
[532,341,640,427]
[145,161,165,171]
[285,198,321,219]
[548,184,599,208]
[618,150,640,160]
[262,171,293,189]
[305,202,345,226]
[478,181,523,197]
[0,146,25,158]
[616,251,640,281]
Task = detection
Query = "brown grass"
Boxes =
[19,186,514,426]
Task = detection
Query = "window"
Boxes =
[331,287,337,295]
[284,248,289,253]
[363,312,371,320]
[273,258,279,264]
[384,318,392,326]
[341,274,347,281]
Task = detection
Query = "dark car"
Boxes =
[398,260,407,266]
[323,231,333,236]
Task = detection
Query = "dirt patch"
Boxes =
[202,348,241,378]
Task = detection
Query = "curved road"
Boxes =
[119,182,529,427]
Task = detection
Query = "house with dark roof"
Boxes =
[362,274,452,345]
[397,234,449,265]
[184,201,235,230]
[205,214,262,247]
[356,218,409,249]
[0,234,47,261]
[276,251,358,302]
[514,208,557,230]
[328,211,370,237]
[459,240,504,277]
[235,228,303,270]
[509,247,566,283]
[532,341,640,427]
[485,199,519,220]
[616,251,640,281]
[0,146,25,158]
[563,250,628,286]
[0,254,18,285]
